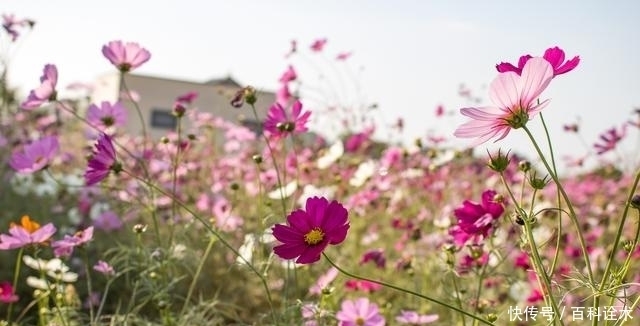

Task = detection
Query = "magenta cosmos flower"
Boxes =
[84,133,122,186]
[336,297,385,326]
[21,64,57,109]
[102,40,151,73]
[263,100,311,138]
[454,57,553,145]
[449,190,504,246]
[86,101,127,131]
[0,216,57,250]
[272,196,349,264]
[9,135,59,173]
[496,46,580,77]
[0,281,19,303]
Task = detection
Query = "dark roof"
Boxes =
[204,76,242,88]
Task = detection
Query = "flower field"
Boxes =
[1,11,640,326]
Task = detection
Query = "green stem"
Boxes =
[94,278,113,323]
[124,170,278,325]
[499,173,562,325]
[248,103,287,214]
[6,247,24,322]
[522,215,564,326]
[180,235,216,316]
[450,272,467,326]
[168,116,183,248]
[599,169,640,286]
[539,114,563,277]
[522,125,594,283]
[119,73,148,143]
[323,253,494,325]
[83,249,95,325]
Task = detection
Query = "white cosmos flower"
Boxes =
[237,234,256,266]
[297,184,337,207]
[317,141,344,169]
[23,255,78,283]
[509,281,530,303]
[26,276,54,290]
[267,180,298,200]
[349,160,376,187]
[430,149,457,168]
[10,173,34,196]
[400,168,424,179]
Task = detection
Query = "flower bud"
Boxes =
[631,194,640,210]
[133,224,147,234]
[172,102,186,117]
[414,138,423,149]
[528,172,550,190]
[518,160,531,172]
[487,149,510,172]
[244,86,257,105]
[252,154,263,164]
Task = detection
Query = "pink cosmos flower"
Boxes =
[594,125,627,155]
[454,57,553,145]
[0,216,56,250]
[336,297,385,326]
[86,101,127,131]
[272,196,349,264]
[448,190,504,247]
[102,40,151,73]
[0,281,19,303]
[120,89,140,103]
[309,267,338,295]
[85,133,121,186]
[496,46,580,77]
[279,65,297,83]
[51,226,94,257]
[263,100,311,139]
[2,14,33,42]
[336,52,352,61]
[93,211,123,231]
[93,260,115,276]
[310,38,328,52]
[395,310,439,324]
[21,64,58,109]
[276,83,292,106]
[9,135,59,173]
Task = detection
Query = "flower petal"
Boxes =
[519,57,553,106]
[489,71,520,109]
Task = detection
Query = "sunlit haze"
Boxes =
[4,0,639,174]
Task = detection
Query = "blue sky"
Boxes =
[3,0,640,173]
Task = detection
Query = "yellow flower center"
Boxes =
[303,227,325,245]
[356,317,365,326]
[10,215,41,234]
[504,106,529,129]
